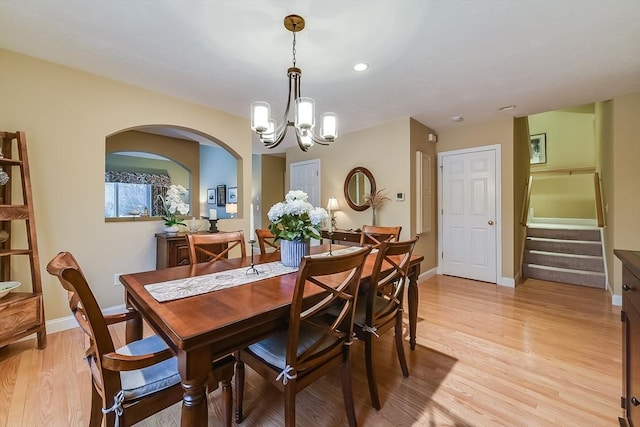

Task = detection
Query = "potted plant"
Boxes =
[267,190,328,267]
[158,184,190,233]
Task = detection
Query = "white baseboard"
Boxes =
[431,266,514,288]
[499,277,516,288]
[528,217,598,227]
[611,294,622,307]
[418,267,437,282]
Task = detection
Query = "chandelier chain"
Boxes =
[251,14,337,152]
[292,30,297,68]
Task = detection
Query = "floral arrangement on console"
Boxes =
[157,184,190,228]
[267,190,329,241]
[364,188,391,226]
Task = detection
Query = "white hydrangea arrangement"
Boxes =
[267,190,328,241]
[158,184,190,227]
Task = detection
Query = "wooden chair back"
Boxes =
[255,228,280,254]
[366,237,418,329]
[46,252,183,426]
[287,246,372,373]
[354,236,418,410]
[235,246,372,426]
[359,225,402,248]
[187,230,246,264]
[46,252,120,395]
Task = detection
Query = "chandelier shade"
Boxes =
[250,15,338,152]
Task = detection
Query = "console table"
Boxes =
[155,232,227,269]
[320,229,361,245]
[615,249,640,427]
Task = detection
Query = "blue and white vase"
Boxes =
[280,239,310,267]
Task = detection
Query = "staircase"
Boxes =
[523,226,605,288]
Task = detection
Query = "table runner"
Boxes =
[144,246,365,302]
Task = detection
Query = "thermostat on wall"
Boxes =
[396,192,405,201]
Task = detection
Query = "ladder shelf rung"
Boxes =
[0,158,22,166]
[0,205,29,220]
[0,248,32,256]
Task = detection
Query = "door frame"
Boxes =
[437,144,506,286]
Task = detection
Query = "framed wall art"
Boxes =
[207,188,216,205]
[227,187,237,204]
[216,185,226,207]
[530,133,547,164]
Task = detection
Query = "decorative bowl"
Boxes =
[0,281,20,299]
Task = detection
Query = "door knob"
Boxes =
[488,220,494,225]
[632,396,639,406]
[623,284,633,291]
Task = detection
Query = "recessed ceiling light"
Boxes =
[353,63,369,72]
[499,105,516,111]
[451,115,463,122]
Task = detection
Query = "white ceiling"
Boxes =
[1,1,639,154]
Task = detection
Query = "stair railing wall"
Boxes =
[593,172,605,227]
[520,175,533,227]
[529,167,599,223]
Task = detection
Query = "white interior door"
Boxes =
[290,159,321,244]
[440,147,498,283]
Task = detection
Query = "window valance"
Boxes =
[105,170,171,187]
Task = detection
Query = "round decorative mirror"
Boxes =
[343,167,376,211]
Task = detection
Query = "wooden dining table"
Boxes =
[120,244,423,426]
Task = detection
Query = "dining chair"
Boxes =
[234,246,373,427]
[46,251,235,427]
[255,228,280,254]
[187,230,247,264]
[353,237,418,410]
[359,225,402,248]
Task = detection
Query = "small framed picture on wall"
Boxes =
[207,188,216,205]
[216,185,226,207]
[227,187,237,204]
[530,133,547,164]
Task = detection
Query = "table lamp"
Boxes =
[326,198,340,233]
[226,203,237,218]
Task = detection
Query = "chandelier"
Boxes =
[251,15,338,152]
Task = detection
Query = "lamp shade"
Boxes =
[321,113,338,140]
[225,203,237,215]
[251,101,270,133]
[262,119,276,143]
[295,97,315,130]
[326,198,340,211]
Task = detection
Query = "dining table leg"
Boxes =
[178,347,211,426]
[124,292,143,343]
[407,264,421,350]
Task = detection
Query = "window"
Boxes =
[105,182,153,218]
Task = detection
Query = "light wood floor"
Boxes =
[0,275,622,426]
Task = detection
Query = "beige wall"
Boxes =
[529,174,596,218]
[409,118,438,273]
[528,110,595,170]
[437,118,516,280]
[513,117,531,281]
[260,154,286,227]
[0,49,251,320]
[286,118,411,235]
[284,118,439,274]
[608,92,640,295]
[107,130,199,214]
[596,100,615,293]
[528,110,596,219]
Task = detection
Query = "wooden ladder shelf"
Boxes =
[0,131,47,349]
